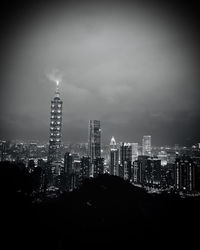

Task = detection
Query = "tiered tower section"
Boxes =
[48,81,63,162]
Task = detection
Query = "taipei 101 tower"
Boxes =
[48,80,63,162]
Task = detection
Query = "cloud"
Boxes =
[0,0,200,145]
[45,68,63,84]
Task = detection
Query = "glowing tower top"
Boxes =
[110,136,117,150]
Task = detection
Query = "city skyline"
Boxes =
[0,0,200,146]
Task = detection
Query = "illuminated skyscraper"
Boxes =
[88,120,101,162]
[119,142,132,180]
[175,156,196,192]
[48,81,63,162]
[146,158,161,187]
[64,152,73,175]
[80,156,90,182]
[88,120,101,177]
[110,136,119,176]
[64,152,73,191]
[93,157,104,177]
[131,142,139,162]
[142,135,151,156]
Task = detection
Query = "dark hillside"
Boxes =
[1,162,200,249]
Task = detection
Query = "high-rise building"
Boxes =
[48,81,63,162]
[88,120,101,161]
[64,152,73,191]
[194,158,200,191]
[71,160,81,190]
[131,143,139,162]
[142,135,151,156]
[175,156,196,192]
[119,142,132,180]
[64,152,73,175]
[146,158,161,187]
[80,156,90,182]
[157,151,168,166]
[133,156,161,187]
[93,157,104,178]
[88,120,101,176]
[109,136,119,176]
[133,155,149,185]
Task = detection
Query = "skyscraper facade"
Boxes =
[142,135,151,156]
[119,142,132,180]
[110,136,119,176]
[88,120,101,162]
[93,157,104,178]
[133,155,149,185]
[175,156,196,192]
[48,82,63,162]
[131,142,139,162]
[64,152,73,175]
[146,158,161,187]
[80,156,90,182]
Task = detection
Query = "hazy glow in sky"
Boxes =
[0,0,199,145]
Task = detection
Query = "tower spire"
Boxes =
[55,80,60,98]
[56,80,59,90]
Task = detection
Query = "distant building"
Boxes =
[28,159,35,172]
[48,81,63,162]
[93,157,104,178]
[110,136,119,176]
[0,140,6,161]
[71,160,81,190]
[64,152,73,175]
[64,152,73,191]
[119,142,132,180]
[157,151,168,166]
[29,142,38,158]
[133,155,149,185]
[88,120,101,176]
[37,159,46,169]
[88,120,101,161]
[161,163,175,189]
[133,156,161,187]
[142,135,151,156]
[175,156,196,192]
[80,156,90,181]
[131,143,139,162]
[146,158,161,187]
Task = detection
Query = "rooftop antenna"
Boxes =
[55,79,60,98]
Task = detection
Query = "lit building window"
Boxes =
[52,110,55,113]
[58,110,61,113]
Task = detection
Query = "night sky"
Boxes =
[0,0,200,145]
